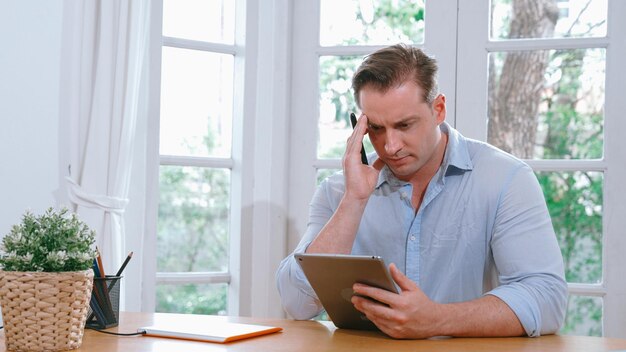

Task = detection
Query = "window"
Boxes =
[291,0,626,337]
[153,0,238,316]
[456,0,626,337]
[145,0,626,337]
[146,0,291,319]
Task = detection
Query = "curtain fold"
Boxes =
[62,0,150,297]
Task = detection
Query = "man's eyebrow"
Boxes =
[367,116,418,128]
[367,120,382,128]
[394,117,418,125]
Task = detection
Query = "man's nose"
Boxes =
[384,130,402,156]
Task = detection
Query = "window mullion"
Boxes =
[156,272,231,284]
[160,155,234,168]
[162,36,238,54]
[601,0,626,339]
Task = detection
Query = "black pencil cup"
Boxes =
[86,275,122,329]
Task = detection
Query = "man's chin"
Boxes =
[388,165,418,180]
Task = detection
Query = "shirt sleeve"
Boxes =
[486,164,568,337]
[275,176,342,319]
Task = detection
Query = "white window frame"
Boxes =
[143,0,292,318]
[455,0,626,338]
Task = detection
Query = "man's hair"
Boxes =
[352,44,439,108]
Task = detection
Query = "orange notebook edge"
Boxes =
[140,325,283,344]
[223,326,283,343]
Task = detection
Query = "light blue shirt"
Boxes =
[276,122,567,337]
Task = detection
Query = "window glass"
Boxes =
[490,0,607,39]
[162,0,235,44]
[156,283,228,315]
[488,48,605,159]
[320,0,425,46]
[158,166,230,272]
[318,56,373,159]
[316,169,340,185]
[560,295,602,336]
[536,171,603,284]
[160,47,234,157]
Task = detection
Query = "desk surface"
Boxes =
[2,312,626,352]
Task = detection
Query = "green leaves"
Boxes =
[0,208,96,272]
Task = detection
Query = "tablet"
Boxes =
[294,253,398,330]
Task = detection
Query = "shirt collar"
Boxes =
[374,121,473,188]
[440,121,473,177]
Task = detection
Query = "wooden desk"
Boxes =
[2,312,626,351]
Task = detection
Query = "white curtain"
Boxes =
[61,1,150,283]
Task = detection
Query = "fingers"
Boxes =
[352,263,417,306]
[351,294,394,318]
[389,263,418,292]
[352,283,396,307]
[355,113,368,134]
[345,115,367,159]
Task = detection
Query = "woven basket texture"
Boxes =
[0,269,94,352]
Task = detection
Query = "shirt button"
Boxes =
[400,192,407,199]
[410,235,416,241]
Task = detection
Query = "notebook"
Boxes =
[139,320,282,343]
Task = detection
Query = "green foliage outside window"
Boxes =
[534,47,604,336]
[157,283,227,316]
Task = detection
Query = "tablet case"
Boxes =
[295,253,398,330]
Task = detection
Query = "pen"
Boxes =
[349,112,369,165]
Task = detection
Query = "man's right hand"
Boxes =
[343,114,385,202]
[306,114,384,255]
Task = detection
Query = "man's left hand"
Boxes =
[351,263,444,339]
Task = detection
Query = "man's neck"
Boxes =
[408,131,449,211]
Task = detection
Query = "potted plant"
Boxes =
[0,208,96,351]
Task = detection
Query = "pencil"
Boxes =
[108,251,133,292]
[115,251,133,277]
[96,247,106,277]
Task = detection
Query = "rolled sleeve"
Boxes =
[489,164,568,336]
[488,275,567,336]
[276,176,342,319]
[276,252,323,319]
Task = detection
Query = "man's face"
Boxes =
[359,80,446,181]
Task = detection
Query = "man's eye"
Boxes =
[398,123,410,130]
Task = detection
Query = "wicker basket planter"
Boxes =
[0,269,94,352]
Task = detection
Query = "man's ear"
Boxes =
[433,94,446,124]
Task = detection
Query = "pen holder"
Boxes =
[85,275,122,329]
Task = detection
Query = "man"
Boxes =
[276,44,567,339]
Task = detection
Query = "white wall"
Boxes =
[0,0,64,324]
[0,0,64,237]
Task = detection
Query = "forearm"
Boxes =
[306,195,368,254]
[437,294,525,337]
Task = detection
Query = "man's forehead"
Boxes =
[358,81,427,104]
[360,79,424,93]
